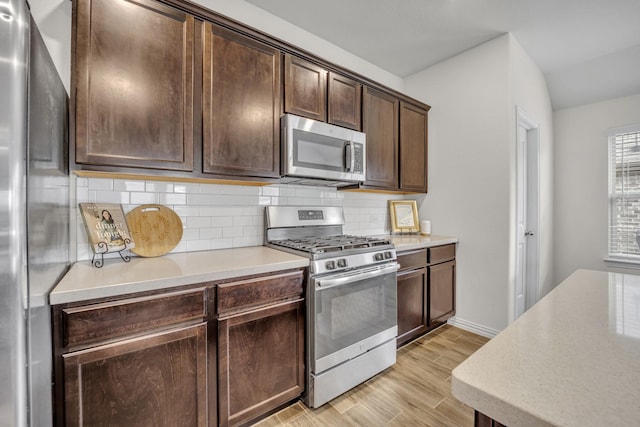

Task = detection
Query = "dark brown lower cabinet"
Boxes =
[396,267,428,347]
[218,299,305,427]
[63,323,207,427]
[429,259,456,325]
[475,411,508,427]
[396,244,456,347]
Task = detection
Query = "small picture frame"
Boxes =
[389,200,420,233]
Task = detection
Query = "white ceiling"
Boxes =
[245,0,640,110]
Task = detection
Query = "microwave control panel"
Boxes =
[354,143,364,173]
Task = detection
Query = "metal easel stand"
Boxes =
[91,238,132,268]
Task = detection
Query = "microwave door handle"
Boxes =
[344,141,352,171]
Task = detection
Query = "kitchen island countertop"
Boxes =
[50,246,308,305]
[452,269,640,427]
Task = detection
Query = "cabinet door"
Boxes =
[74,0,194,171]
[284,54,327,121]
[396,268,428,347]
[429,260,456,325]
[218,299,304,427]
[362,86,399,189]
[203,23,281,178]
[328,72,362,130]
[400,101,429,192]
[63,323,207,427]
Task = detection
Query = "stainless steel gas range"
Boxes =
[265,206,399,408]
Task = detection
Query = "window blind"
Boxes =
[608,125,640,259]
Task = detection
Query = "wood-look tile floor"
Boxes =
[254,325,490,427]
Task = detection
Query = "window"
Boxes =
[608,125,640,260]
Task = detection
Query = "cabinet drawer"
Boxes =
[62,288,207,348]
[397,249,427,271]
[428,244,456,264]
[217,270,304,316]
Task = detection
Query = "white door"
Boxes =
[515,108,540,321]
[515,124,528,319]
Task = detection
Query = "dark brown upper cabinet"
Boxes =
[284,54,327,122]
[284,55,362,131]
[328,72,362,131]
[362,86,399,189]
[202,23,281,178]
[73,0,195,171]
[400,101,429,193]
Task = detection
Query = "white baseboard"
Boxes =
[447,317,500,338]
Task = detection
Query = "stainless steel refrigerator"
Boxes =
[1,0,70,426]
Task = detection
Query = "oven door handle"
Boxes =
[315,263,399,290]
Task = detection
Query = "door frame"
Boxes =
[515,106,540,321]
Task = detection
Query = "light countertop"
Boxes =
[386,234,458,251]
[51,235,458,305]
[50,246,308,305]
[452,269,640,427]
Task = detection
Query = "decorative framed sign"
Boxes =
[389,200,420,233]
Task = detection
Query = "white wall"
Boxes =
[405,35,512,333]
[404,34,554,333]
[28,0,403,95]
[554,93,640,283]
[508,36,555,311]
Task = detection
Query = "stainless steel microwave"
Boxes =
[281,114,366,186]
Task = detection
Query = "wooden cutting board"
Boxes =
[126,204,183,257]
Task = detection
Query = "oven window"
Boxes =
[314,271,397,361]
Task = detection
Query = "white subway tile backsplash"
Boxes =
[88,178,114,191]
[186,216,211,228]
[75,177,414,261]
[222,207,244,217]
[187,194,219,205]
[173,206,201,217]
[181,228,200,241]
[212,217,233,227]
[215,194,258,205]
[114,180,146,192]
[174,183,199,194]
[186,240,212,252]
[233,236,263,247]
[159,193,187,205]
[130,192,159,205]
[222,226,244,238]
[232,216,252,226]
[146,181,174,193]
[94,190,130,204]
[261,186,279,196]
[76,187,89,203]
[199,227,223,239]
[211,238,234,249]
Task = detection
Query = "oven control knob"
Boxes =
[374,253,384,261]
[325,260,336,270]
[337,258,347,268]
